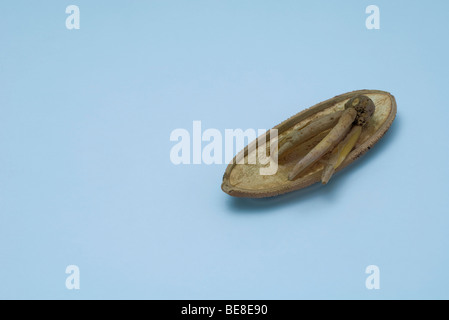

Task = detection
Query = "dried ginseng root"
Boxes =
[288,95,375,182]
[275,110,343,158]
[321,125,362,184]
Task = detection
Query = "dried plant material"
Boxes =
[275,110,343,158]
[319,95,377,184]
[345,95,375,126]
[288,108,357,181]
[221,90,397,198]
[321,125,362,184]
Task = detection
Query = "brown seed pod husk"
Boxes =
[221,89,397,198]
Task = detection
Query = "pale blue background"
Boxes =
[1,0,448,299]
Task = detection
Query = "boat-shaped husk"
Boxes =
[222,89,397,198]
